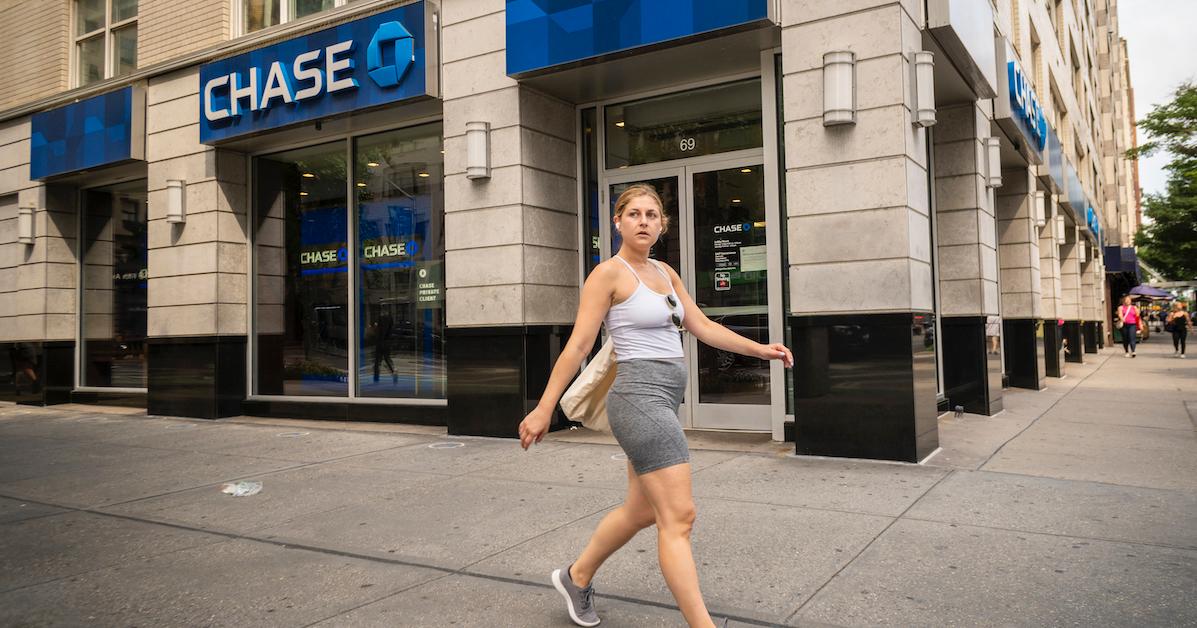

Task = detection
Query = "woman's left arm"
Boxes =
[664,264,793,367]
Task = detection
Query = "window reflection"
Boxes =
[254,141,349,397]
[355,123,445,399]
[81,180,147,388]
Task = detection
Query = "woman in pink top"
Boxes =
[1117,295,1141,357]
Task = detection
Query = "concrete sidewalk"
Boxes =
[1,340,1194,627]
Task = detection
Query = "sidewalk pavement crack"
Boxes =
[783,469,956,624]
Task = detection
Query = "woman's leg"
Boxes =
[570,461,657,587]
[1122,329,1131,354]
[1174,329,1183,352]
[1129,328,1138,354]
[638,463,715,628]
[1181,330,1188,356]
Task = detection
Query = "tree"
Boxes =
[1128,82,1197,281]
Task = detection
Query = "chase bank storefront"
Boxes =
[6,0,1111,465]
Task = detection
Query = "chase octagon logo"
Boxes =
[367,21,415,88]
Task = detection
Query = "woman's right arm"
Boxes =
[518,264,616,450]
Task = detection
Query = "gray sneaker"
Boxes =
[551,564,600,626]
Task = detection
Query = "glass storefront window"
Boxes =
[254,141,349,397]
[252,124,446,401]
[605,79,763,169]
[354,123,445,399]
[81,180,147,388]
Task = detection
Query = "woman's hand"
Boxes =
[755,342,794,368]
[518,406,553,450]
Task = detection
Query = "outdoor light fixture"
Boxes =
[465,121,491,180]
[1033,191,1047,228]
[1054,214,1066,245]
[913,51,936,127]
[985,137,1002,188]
[823,51,856,126]
[1078,242,1088,263]
[166,179,186,224]
[17,203,35,245]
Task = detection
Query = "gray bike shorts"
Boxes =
[606,359,689,475]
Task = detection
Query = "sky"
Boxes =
[1116,0,1197,198]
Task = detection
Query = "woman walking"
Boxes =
[1166,301,1191,358]
[1117,295,1142,358]
[518,184,792,627]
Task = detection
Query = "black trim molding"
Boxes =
[790,312,938,463]
[0,340,73,406]
[446,325,573,438]
[1044,321,1064,377]
[1082,321,1099,353]
[941,316,1003,415]
[1003,318,1046,390]
[1063,320,1085,364]
[147,335,246,419]
[240,398,446,424]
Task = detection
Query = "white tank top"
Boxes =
[605,256,684,362]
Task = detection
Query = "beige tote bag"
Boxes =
[559,339,617,432]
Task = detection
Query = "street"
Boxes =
[1,339,1194,627]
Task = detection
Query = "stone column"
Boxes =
[1059,225,1084,364]
[144,68,249,418]
[996,167,1045,389]
[0,117,75,405]
[931,103,1002,415]
[1039,197,1065,376]
[782,0,937,462]
[1080,251,1100,353]
[441,2,578,437]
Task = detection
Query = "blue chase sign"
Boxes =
[199,2,435,143]
[30,86,145,180]
[1006,58,1046,153]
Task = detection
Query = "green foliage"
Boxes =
[1128,83,1197,281]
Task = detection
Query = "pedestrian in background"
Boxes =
[1166,301,1191,358]
[518,184,792,628]
[1117,295,1141,358]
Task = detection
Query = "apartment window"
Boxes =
[74,0,138,87]
[240,0,357,34]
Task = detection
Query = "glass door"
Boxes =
[601,158,774,431]
[685,159,771,429]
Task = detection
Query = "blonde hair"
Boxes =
[613,184,669,233]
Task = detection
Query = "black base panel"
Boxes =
[1097,322,1105,348]
[1082,321,1099,353]
[0,340,74,405]
[239,399,446,425]
[1064,320,1085,363]
[147,336,246,419]
[1044,322,1065,377]
[1003,319,1046,390]
[790,312,938,463]
[941,316,1004,415]
[69,390,147,408]
[446,325,573,439]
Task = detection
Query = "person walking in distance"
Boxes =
[1166,301,1191,358]
[518,184,793,627]
[1117,295,1142,358]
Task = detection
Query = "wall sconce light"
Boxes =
[465,121,491,180]
[913,51,936,127]
[1033,190,1047,228]
[166,179,186,224]
[823,51,856,126]
[1054,214,1066,245]
[17,204,35,245]
[1078,242,1088,263]
[985,137,1002,188]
